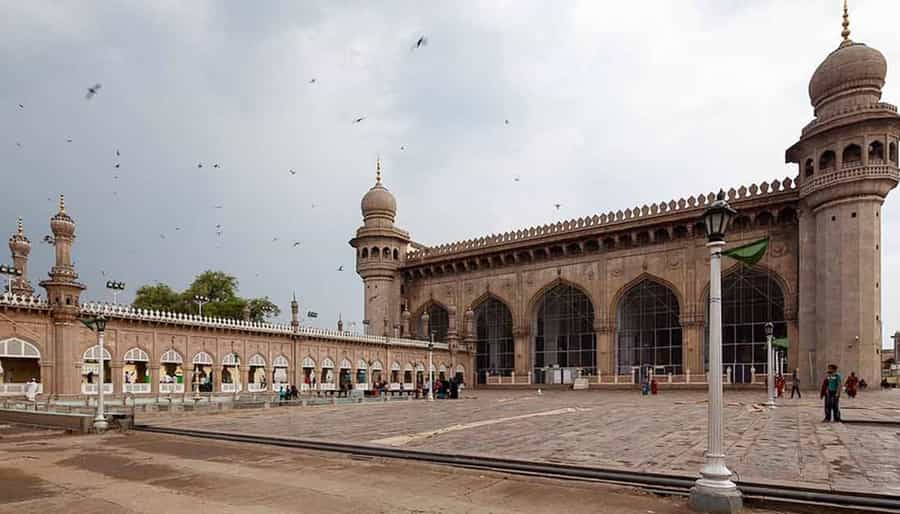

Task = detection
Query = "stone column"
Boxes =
[110,362,123,397]
[513,327,529,375]
[595,321,613,376]
[682,320,705,376]
[149,364,160,395]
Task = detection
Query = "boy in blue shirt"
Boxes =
[820,364,842,422]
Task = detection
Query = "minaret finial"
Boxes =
[840,0,851,46]
[292,291,297,302]
[376,157,382,185]
[16,217,23,236]
[58,194,65,213]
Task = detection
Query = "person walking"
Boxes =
[775,373,785,398]
[845,372,859,399]
[790,369,801,399]
[820,364,842,423]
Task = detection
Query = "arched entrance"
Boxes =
[0,338,41,395]
[247,354,267,392]
[123,347,151,394]
[82,345,112,394]
[615,280,683,379]
[532,283,596,384]
[193,352,214,392]
[338,358,352,393]
[705,266,787,383]
[301,356,316,391]
[273,355,289,391]
[159,349,184,394]
[474,297,514,384]
[221,353,241,392]
[319,357,335,392]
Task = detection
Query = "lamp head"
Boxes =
[702,190,737,243]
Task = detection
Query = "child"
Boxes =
[820,364,842,422]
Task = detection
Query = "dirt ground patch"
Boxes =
[0,467,56,504]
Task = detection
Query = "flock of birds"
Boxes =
[12,32,568,307]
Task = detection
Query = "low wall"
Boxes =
[0,408,94,433]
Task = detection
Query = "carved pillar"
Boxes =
[149,364,160,394]
[595,321,614,376]
[39,362,54,397]
[513,327,530,375]
[110,362,124,396]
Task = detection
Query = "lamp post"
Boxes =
[93,315,109,433]
[427,333,435,402]
[106,280,125,305]
[765,322,775,408]
[193,295,209,316]
[689,192,742,513]
[0,264,22,295]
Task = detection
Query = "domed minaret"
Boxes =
[8,218,34,296]
[349,159,410,336]
[786,1,899,386]
[39,195,86,319]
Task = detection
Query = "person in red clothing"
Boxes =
[775,374,785,398]
[650,377,659,395]
[845,372,859,399]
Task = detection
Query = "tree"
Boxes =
[131,270,282,322]
[133,283,187,313]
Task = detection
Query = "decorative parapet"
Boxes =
[800,102,898,138]
[799,164,899,197]
[78,302,453,351]
[0,292,49,310]
[406,177,798,262]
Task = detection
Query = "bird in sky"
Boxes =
[197,162,203,168]
[85,83,102,99]
[113,175,119,180]
[15,142,21,148]
[213,163,220,168]
[215,224,222,229]
[337,265,344,271]
[159,233,166,239]
[216,230,223,237]
[554,203,561,210]
[100,270,106,277]
[353,116,366,123]
[504,119,510,125]
[42,235,55,245]
[400,145,405,151]
[309,78,316,84]
[413,35,428,49]
[292,241,301,247]
[115,149,120,157]
[214,205,223,209]
[66,138,72,143]
[17,104,23,109]
[514,176,520,182]
[289,169,297,175]
[114,163,120,169]
[175,227,181,231]
[272,237,279,242]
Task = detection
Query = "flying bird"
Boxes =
[504,119,510,125]
[66,138,72,143]
[215,224,222,229]
[114,163,120,168]
[513,176,520,182]
[214,205,223,209]
[16,142,21,148]
[554,203,561,210]
[85,84,102,99]
[288,169,296,175]
[353,116,366,123]
[292,241,301,247]
[400,145,405,151]
[175,227,181,231]
[197,162,203,168]
[115,149,120,157]
[337,265,344,271]
[309,78,316,84]
[213,163,220,168]
[42,235,55,245]
[272,237,279,242]
[17,104,23,109]
[159,233,166,239]
[113,175,119,180]
[413,35,428,50]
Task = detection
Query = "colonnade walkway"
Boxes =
[137,388,900,496]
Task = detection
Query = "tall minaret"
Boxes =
[349,159,410,336]
[8,217,34,296]
[290,293,299,330]
[40,195,86,316]
[786,2,899,386]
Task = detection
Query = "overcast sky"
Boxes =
[2,1,899,347]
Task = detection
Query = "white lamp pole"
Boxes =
[93,316,109,432]
[427,333,435,402]
[690,192,742,513]
[765,322,775,408]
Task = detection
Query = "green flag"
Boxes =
[79,318,96,331]
[722,237,769,266]
[773,337,789,350]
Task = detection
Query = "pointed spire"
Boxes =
[58,194,65,213]
[840,0,852,46]
[16,217,23,237]
[292,291,297,303]
[375,156,382,185]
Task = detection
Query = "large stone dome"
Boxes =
[809,41,886,108]
[361,182,396,220]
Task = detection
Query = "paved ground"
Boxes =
[0,430,784,514]
[139,388,900,496]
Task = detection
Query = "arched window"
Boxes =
[475,298,514,383]
[616,280,682,375]
[705,266,786,383]
[890,142,898,163]
[418,303,449,342]
[0,338,41,386]
[754,211,774,226]
[532,283,596,382]
[393,249,399,260]
[382,247,390,258]
[819,150,836,170]
[361,248,369,258]
[804,159,814,177]
[869,140,885,162]
[371,247,379,258]
[842,144,862,167]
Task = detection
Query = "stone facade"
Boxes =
[352,20,898,389]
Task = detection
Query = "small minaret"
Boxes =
[40,194,85,318]
[8,217,34,296]
[337,314,344,333]
[290,293,299,330]
[242,303,251,321]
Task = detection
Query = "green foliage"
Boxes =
[132,271,281,322]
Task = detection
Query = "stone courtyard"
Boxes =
[138,389,900,496]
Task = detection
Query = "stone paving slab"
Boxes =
[139,389,900,496]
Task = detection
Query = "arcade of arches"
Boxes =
[462,267,788,385]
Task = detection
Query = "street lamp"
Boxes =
[193,295,209,316]
[106,280,126,304]
[93,315,109,433]
[765,322,776,408]
[0,264,22,294]
[689,191,742,513]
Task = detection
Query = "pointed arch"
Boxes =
[699,262,792,307]
[273,355,289,368]
[0,337,41,359]
[83,345,111,361]
[530,279,596,381]
[248,353,266,367]
[468,290,514,316]
[123,347,150,362]
[474,294,514,384]
[614,277,683,375]
[526,277,596,320]
[609,272,684,322]
[160,349,183,364]
[192,351,213,365]
[301,355,316,368]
